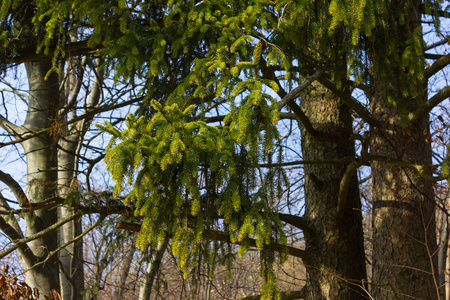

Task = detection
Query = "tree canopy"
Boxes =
[1,0,450,299]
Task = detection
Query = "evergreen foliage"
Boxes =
[1,0,449,298]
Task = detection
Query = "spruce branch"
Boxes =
[116,221,306,259]
[238,287,307,300]
[277,64,328,110]
[258,57,319,136]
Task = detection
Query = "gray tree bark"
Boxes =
[112,234,137,300]
[139,237,170,300]
[58,56,102,300]
[21,61,61,298]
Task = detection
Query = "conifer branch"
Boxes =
[424,53,443,59]
[424,53,450,79]
[410,86,450,124]
[116,221,306,259]
[10,40,98,64]
[205,113,297,123]
[259,57,319,136]
[238,287,307,300]
[420,5,450,18]
[259,157,356,168]
[285,101,319,136]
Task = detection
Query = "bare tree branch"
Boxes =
[0,211,83,260]
[278,64,328,110]
[0,114,25,137]
[425,37,449,51]
[277,214,310,232]
[318,77,379,128]
[424,53,450,78]
[410,86,450,124]
[0,170,29,206]
[0,217,37,265]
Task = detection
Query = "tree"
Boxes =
[0,1,140,299]
[1,0,450,299]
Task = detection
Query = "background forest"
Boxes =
[1,0,450,299]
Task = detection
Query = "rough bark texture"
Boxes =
[371,103,437,299]
[22,61,60,298]
[370,1,437,298]
[300,84,367,299]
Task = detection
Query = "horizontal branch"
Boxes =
[318,78,379,128]
[278,64,328,110]
[424,53,450,79]
[424,53,443,60]
[10,40,98,64]
[116,221,305,259]
[0,170,29,206]
[410,86,450,124]
[239,287,306,300]
[0,197,63,216]
[259,157,356,168]
[277,213,310,232]
[0,211,83,261]
[0,96,143,150]
[205,112,297,124]
[425,37,449,51]
[367,154,445,182]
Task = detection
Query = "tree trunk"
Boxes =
[439,215,448,299]
[371,100,437,299]
[58,56,101,300]
[112,234,137,300]
[139,237,170,300]
[300,84,367,299]
[370,1,437,298]
[58,57,84,300]
[21,61,60,298]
